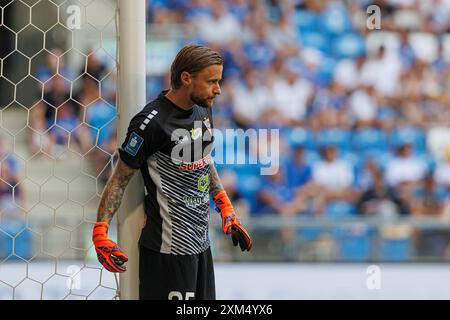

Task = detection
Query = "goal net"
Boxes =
[0,0,140,300]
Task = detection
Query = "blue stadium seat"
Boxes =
[294,10,320,33]
[0,230,12,260]
[325,201,356,218]
[319,4,353,35]
[333,226,372,261]
[317,56,337,85]
[237,174,261,213]
[298,32,330,54]
[315,128,352,152]
[380,238,411,261]
[372,152,394,171]
[352,128,389,154]
[286,127,316,151]
[13,229,33,260]
[417,153,436,173]
[297,226,323,241]
[340,151,362,184]
[303,150,321,165]
[332,33,365,59]
[389,126,427,153]
[0,222,32,261]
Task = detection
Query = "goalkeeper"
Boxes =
[92,44,252,300]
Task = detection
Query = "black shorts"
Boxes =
[139,245,216,300]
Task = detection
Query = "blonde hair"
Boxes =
[170,44,223,89]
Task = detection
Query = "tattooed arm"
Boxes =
[97,159,138,223]
[209,161,224,198]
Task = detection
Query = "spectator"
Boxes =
[286,145,312,190]
[311,81,348,128]
[412,172,448,217]
[194,0,241,45]
[256,168,303,261]
[243,20,276,69]
[231,69,270,128]
[48,100,87,156]
[85,99,117,183]
[219,169,250,219]
[357,166,410,217]
[29,75,72,155]
[361,45,402,97]
[272,65,313,126]
[36,49,73,83]
[333,54,367,92]
[267,13,299,57]
[434,147,450,188]
[83,52,108,81]
[385,142,427,187]
[0,137,24,217]
[348,85,379,127]
[312,144,354,192]
[412,172,450,258]
[257,169,300,215]
[311,144,356,215]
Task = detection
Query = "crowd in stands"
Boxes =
[144,0,450,259]
[144,0,450,214]
[2,0,450,260]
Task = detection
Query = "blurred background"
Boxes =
[1,0,450,299]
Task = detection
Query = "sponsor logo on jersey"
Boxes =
[197,174,209,192]
[183,194,210,208]
[124,132,144,156]
[179,154,212,171]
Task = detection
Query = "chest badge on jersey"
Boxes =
[124,132,144,156]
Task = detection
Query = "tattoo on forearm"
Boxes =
[97,159,137,223]
[209,162,224,197]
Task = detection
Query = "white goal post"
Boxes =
[116,0,146,300]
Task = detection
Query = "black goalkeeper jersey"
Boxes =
[118,90,214,255]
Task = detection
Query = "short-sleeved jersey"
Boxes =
[118,91,214,255]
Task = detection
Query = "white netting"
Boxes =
[0,0,120,299]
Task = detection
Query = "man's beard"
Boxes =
[190,94,212,108]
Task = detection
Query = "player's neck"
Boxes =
[165,89,194,111]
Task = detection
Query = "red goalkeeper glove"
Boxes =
[92,222,128,273]
[214,190,252,252]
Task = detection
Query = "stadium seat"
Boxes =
[389,126,427,153]
[315,128,352,152]
[319,3,353,35]
[380,238,411,261]
[287,127,316,151]
[0,230,12,260]
[0,222,32,261]
[317,56,337,85]
[332,33,366,59]
[325,201,356,218]
[294,10,320,33]
[333,225,372,261]
[352,128,389,154]
[298,32,330,54]
[372,152,394,171]
[297,226,323,241]
[340,151,363,184]
[238,174,262,213]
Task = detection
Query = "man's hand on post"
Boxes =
[92,222,129,273]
